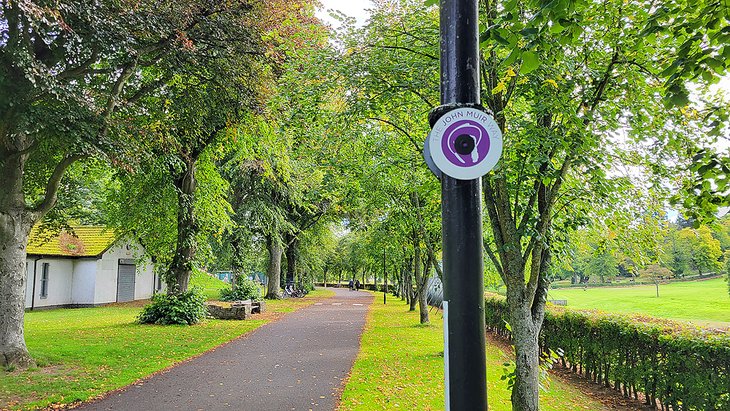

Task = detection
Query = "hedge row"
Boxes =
[485,296,730,411]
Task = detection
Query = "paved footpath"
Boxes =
[78,288,373,411]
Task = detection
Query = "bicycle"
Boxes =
[283,283,308,298]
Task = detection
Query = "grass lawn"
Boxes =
[189,269,230,300]
[338,296,610,411]
[546,278,730,326]
[0,288,334,410]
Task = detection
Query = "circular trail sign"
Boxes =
[428,108,502,180]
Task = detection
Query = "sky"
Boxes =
[316,0,372,27]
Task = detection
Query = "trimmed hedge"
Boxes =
[485,295,730,410]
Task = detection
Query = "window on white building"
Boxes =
[40,263,49,298]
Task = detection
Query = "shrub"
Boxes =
[219,277,261,301]
[138,289,207,325]
[485,295,730,410]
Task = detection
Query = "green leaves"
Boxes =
[672,149,730,223]
[138,289,208,325]
[220,277,262,302]
[519,51,540,75]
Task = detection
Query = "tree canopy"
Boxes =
[1,2,728,410]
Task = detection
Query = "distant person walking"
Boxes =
[355,279,361,291]
[348,279,354,291]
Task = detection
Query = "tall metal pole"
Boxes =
[438,0,487,409]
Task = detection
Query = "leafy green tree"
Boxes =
[109,65,261,293]
[584,248,620,284]
[664,229,693,276]
[666,226,722,277]
[685,226,722,276]
[0,0,258,367]
[332,0,446,325]
[474,0,727,406]
[222,148,292,299]
[221,1,336,299]
[331,0,726,408]
[102,0,269,295]
[298,222,338,286]
[711,216,730,251]
[640,264,673,297]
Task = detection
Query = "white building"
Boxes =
[24,226,160,310]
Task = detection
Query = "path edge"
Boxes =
[52,290,338,411]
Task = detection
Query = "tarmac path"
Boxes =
[77,288,373,411]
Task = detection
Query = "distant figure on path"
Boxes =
[349,279,354,291]
[355,279,361,290]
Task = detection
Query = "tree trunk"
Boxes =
[508,291,541,411]
[413,232,429,324]
[0,148,35,368]
[168,159,197,294]
[265,235,282,299]
[402,265,411,306]
[285,232,298,286]
[396,266,404,299]
[407,270,417,311]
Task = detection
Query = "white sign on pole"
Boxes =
[427,108,502,180]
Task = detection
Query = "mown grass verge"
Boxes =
[546,277,730,326]
[0,288,334,410]
[189,269,230,300]
[338,295,612,411]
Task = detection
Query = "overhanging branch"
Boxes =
[367,117,421,153]
[29,154,86,217]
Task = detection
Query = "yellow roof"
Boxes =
[27,226,118,257]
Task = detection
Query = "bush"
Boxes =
[138,289,207,325]
[485,295,730,410]
[219,277,261,301]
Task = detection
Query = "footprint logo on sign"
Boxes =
[441,119,491,167]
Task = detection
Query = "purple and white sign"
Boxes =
[428,108,502,180]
